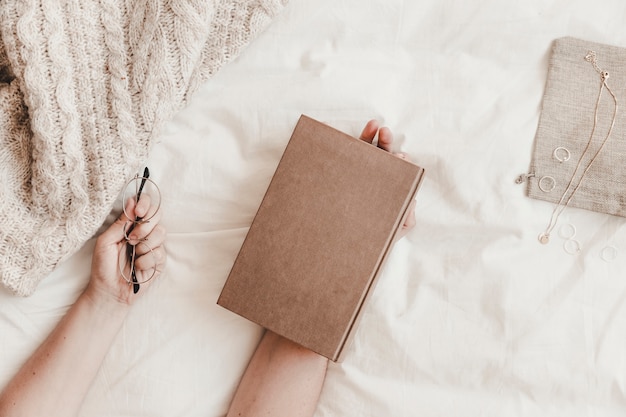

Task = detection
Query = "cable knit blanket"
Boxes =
[0,0,287,296]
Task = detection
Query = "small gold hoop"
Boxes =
[600,245,618,262]
[563,239,581,255]
[538,176,556,193]
[553,147,571,163]
[558,223,576,240]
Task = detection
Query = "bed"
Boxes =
[2,0,626,415]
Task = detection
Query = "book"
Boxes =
[217,115,425,361]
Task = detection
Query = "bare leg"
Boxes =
[226,330,328,417]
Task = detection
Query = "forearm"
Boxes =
[227,330,329,417]
[0,286,129,417]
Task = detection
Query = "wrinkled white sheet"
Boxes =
[3,0,626,415]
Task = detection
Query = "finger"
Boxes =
[134,225,166,256]
[97,205,134,247]
[134,193,152,219]
[133,264,157,286]
[123,194,154,221]
[403,200,417,231]
[359,119,379,144]
[403,209,416,231]
[134,246,166,272]
[393,151,410,161]
[125,206,162,242]
[377,126,393,152]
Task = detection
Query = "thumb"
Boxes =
[97,200,135,246]
[97,215,127,248]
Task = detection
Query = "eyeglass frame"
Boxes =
[118,168,162,293]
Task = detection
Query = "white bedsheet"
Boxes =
[3,0,626,415]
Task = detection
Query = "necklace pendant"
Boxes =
[538,233,550,245]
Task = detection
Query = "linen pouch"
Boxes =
[526,37,626,217]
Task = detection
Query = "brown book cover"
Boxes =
[217,115,425,361]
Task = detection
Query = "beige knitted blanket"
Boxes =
[0,0,288,296]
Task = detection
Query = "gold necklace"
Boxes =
[538,51,618,245]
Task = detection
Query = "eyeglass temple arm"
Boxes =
[126,167,150,294]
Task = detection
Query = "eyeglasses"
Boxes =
[118,167,161,293]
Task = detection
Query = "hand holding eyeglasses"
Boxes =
[86,170,166,306]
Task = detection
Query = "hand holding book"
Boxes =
[359,119,417,239]
[225,117,423,417]
[218,114,424,361]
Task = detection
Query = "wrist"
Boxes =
[81,282,132,320]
